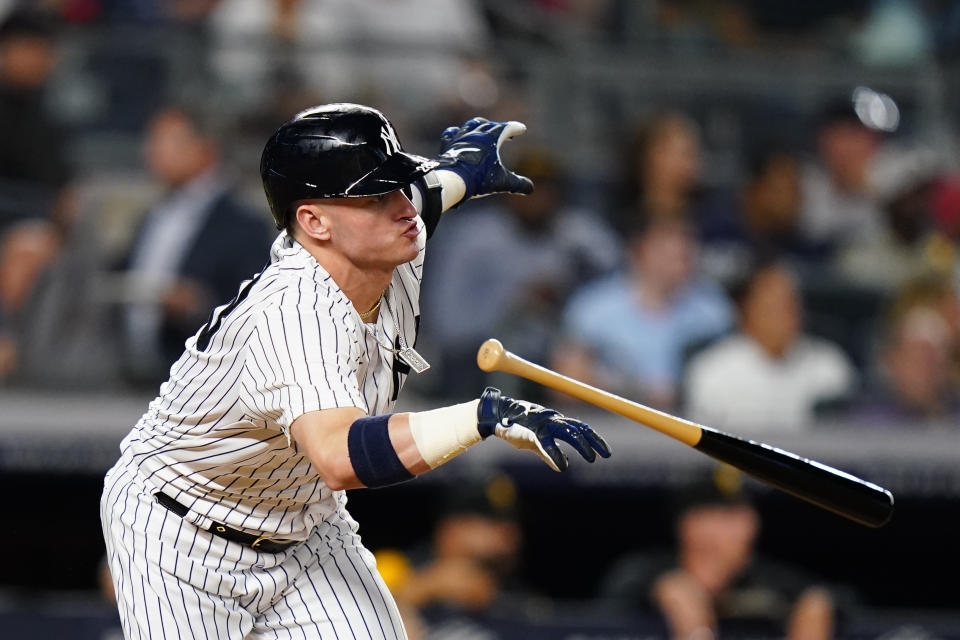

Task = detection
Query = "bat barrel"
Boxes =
[695,429,894,528]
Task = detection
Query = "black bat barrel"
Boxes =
[694,428,895,528]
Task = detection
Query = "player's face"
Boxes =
[320,189,420,269]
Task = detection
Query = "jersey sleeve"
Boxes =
[244,305,366,432]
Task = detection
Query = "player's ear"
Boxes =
[294,202,331,241]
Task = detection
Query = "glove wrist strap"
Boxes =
[477,386,502,439]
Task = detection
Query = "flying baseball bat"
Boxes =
[477,339,894,528]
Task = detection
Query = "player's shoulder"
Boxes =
[248,266,356,330]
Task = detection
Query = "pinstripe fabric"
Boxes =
[102,201,427,638]
[102,463,407,639]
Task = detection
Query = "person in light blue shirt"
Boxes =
[554,216,733,410]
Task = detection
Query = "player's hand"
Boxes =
[435,118,534,202]
[477,386,611,472]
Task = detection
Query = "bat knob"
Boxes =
[477,339,505,372]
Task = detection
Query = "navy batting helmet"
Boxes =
[260,103,437,229]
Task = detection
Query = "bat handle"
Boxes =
[477,339,506,372]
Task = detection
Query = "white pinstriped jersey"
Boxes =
[117,219,426,541]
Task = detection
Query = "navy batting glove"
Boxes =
[436,118,535,202]
[477,386,611,472]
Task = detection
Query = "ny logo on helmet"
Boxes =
[381,126,400,155]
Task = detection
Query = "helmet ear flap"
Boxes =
[276,200,299,232]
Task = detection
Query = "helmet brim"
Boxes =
[343,152,438,197]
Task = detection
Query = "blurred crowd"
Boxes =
[0,0,958,437]
[363,469,849,640]
[2,0,960,637]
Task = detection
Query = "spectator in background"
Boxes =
[929,171,960,241]
[422,146,621,399]
[115,105,272,386]
[0,7,71,230]
[850,0,934,67]
[932,0,960,60]
[0,219,61,381]
[699,145,828,286]
[852,276,960,428]
[553,216,731,411]
[0,206,127,389]
[684,256,856,433]
[799,96,887,255]
[599,475,836,639]
[837,146,951,293]
[375,475,540,638]
[63,0,219,134]
[0,7,117,387]
[208,0,490,118]
[613,111,703,233]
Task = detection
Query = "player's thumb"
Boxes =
[496,121,527,149]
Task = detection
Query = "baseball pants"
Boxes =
[100,463,407,639]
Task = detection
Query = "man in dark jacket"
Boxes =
[0,8,70,229]
[117,105,272,385]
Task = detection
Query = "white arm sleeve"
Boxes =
[407,399,482,468]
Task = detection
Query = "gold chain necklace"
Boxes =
[357,290,386,321]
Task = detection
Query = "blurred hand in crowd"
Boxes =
[601,480,835,640]
[161,277,212,325]
[398,505,522,612]
[0,221,61,314]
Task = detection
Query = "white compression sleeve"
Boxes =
[435,169,467,211]
[407,399,482,469]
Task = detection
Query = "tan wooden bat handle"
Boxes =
[477,338,702,446]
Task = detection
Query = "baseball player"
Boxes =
[100,103,611,639]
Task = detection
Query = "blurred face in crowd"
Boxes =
[885,183,933,245]
[885,306,954,414]
[643,115,702,195]
[434,514,521,580]
[741,265,802,358]
[678,503,759,594]
[744,153,802,235]
[507,177,559,230]
[0,34,55,88]
[0,222,60,313]
[143,109,218,188]
[818,120,880,193]
[631,220,697,296]
[507,149,563,230]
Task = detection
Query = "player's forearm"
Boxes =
[297,389,607,490]
[346,401,484,489]
[309,415,430,490]
[292,403,482,491]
